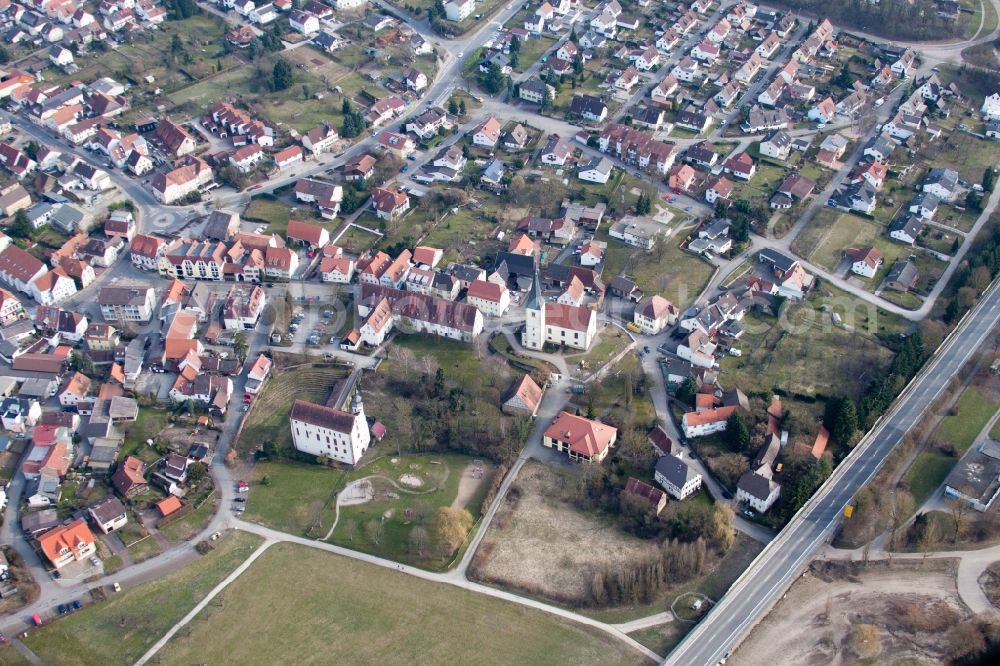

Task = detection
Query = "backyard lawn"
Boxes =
[158,495,218,543]
[22,532,263,666]
[156,543,643,666]
[334,223,382,253]
[597,229,714,309]
[118,409,171,464]
[242,196,328,236]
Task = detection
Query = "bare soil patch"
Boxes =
[451,461,494,510]
[469,463,660,606]
[735,559,965,666]
[980,561,1000,609]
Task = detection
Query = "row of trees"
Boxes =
[589,538,709,607]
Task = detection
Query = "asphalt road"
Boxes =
[665,278,1000,666]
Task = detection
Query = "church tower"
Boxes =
[350,387,371,452]
[522,268,545,351]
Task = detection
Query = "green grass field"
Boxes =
[918,129,997,185]
[167,51,358,133]
[158,496,217,543]
[335,223,382,253]
[597,230,714,310]
[793,210,905,274]
[118,409,171,464]
[243,461,345,537]
[904,451,957,507]
[22,532,263,666]
[326,453,496,570]
[935,387,998,454]
[569,327,632,374]
[156,543,643,665]
[718,304,895,407]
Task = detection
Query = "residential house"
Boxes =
[38,519,96,569]
[655,454,702,500]
[542,411,617,463]
[846,246,882,278]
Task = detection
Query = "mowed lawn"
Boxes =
[22,532,263,666]
[904,451,958,507]
[157,543,644,666]
[935,386,998,454]
[794,210,906,274]
[243,461,345,537]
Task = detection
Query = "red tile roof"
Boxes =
[544,411,617,458]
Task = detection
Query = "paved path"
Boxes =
[612,611,674,633]
[138,520,662,663]
[134,538,276,666]
[823,539,1000,616]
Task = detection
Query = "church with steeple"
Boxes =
[521,268,598,351]
[522,268,546,351]
[288,387,371,466]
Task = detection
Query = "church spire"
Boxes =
[525,265,543,311]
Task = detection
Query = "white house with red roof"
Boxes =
[846,246,882,278]
[543,411,618,463]
[633,294,677,334]
[467,279,510,317]
[290,393,370,466]
[273,145,303,170]
[286,219,329,249]
[371,188,410,220]
[472,117,503,148]
[723,152,756,180]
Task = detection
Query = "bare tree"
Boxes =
[947,497,971,543]
[364,519,384,545]
[888,490,915,553]
[342,519,357,542]
[394,346,416,381]
[408,526,431,557]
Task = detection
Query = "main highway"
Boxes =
[666,278,1000,665]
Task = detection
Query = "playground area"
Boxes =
[326,455,496,570]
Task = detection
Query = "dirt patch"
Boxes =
[398,474,424,488]
[451,461,493,510]
[980,561,1000,608]
[469,463,660,606]
[735,559,966,666]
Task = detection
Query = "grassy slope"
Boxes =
[158,543,643,666]
[23,532,263,666]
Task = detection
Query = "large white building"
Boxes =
[522,273,596,351]
[444,0,475,21]
[290,392,370,466]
